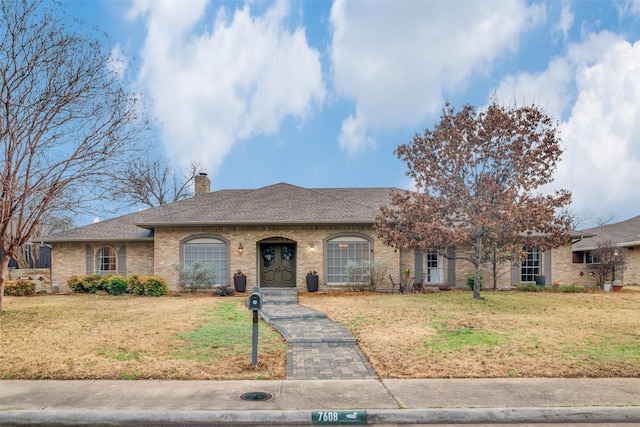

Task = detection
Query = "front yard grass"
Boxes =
[1,288,638,379]
[301,288,640,378]
[0,295,287,380]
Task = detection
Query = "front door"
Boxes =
[260,243,296,287]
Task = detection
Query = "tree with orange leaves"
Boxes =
[376,101,572,299]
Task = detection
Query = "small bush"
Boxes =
[346,260,371,292]
[68,274,102,293]
[4,279,36,296]
[106,276,128,295]
[213,284,235,297]
[515,283,545,292]
[128,275,145,295]
[68,274,167,296]
[143,277,168,297]
[67,276,82,292]
[467,275,483,290]
[552,284,587,293]
[174,262,217,293]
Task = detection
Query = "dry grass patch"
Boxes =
[2,288,639,379]
[0,294,287,380]
[300,289,640,379]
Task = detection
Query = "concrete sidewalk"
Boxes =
[1,378,639,425]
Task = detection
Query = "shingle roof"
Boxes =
[573,215,640,251]
[44,183,398,242]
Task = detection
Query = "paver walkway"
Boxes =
[258,288,377,380]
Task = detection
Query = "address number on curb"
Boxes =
[312,410,366,425]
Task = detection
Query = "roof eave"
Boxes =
[573,240,640,251]
[135,220,375,228]
[44,237,155,244]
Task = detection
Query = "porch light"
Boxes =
[310,242,315,252]
[238,243,243,254]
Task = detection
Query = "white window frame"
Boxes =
[326,235,372,284]
[97,246,117,275]
[423,250,444,284]
[183,237,228,285]
[520,247,541,282]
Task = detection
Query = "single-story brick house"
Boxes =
[571,215,640,286]
[44,175,579,293]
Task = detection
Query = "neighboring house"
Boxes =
[43,175,576,292]
[572,215,640,286]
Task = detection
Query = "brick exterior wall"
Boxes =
[624,246,640,284]
[570,244,640,287]
[153,224,403,292]
[50,242,85,292]
[50,241,154,293]
[126,242,155,278]
[49,229,603,293]
[7,268,51,292]
[551,244,573,285]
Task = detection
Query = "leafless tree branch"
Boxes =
[0,0,145,312]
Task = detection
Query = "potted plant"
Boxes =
[612,279,623,292]
[233,270,247,292]
[603,280,612,292]
[534,274,546,286]
[306,270,319,292]
[404,268,411,278]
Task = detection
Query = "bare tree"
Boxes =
[0,0,143,312]
[569,209,617,230]
[481,239,519,291]
[591,240,627,287]
[376,101,572,299]
[109,158,202,208]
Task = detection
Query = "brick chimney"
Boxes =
[194,172,210,196]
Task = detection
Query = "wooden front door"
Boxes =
[260,243,296,287]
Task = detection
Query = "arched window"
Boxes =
[326,235,372,284]
[183,237,228,285]
[97,247,117,275]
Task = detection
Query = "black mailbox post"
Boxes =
[248,292,262,310]
[247,287,262,367]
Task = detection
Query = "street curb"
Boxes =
[2,406,639,426]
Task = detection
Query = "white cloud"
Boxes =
[129,0,325,175]
[616,0,640,17]
[558,36,640,218]
[338,109,373,155]
[330,0,544,153]
[494,32,640,221]
[493,57,574,120]
[107,45,127,80]
[555,3,574,41]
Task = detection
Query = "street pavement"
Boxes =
[1,378,639,425]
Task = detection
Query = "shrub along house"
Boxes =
[44,175,576,293]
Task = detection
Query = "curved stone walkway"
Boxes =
[258,288,377,380]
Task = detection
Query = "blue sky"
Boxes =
[65,0,640,228]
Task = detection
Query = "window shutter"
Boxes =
[544,251,552,282]
[414,250,423,284]
[511,261,520,285]
[85,246,94,274]
[446,248,456,287]
[118,246,126,276]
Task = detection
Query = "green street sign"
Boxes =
[312,410,366,425]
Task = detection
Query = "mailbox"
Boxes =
[248,292,262,311]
